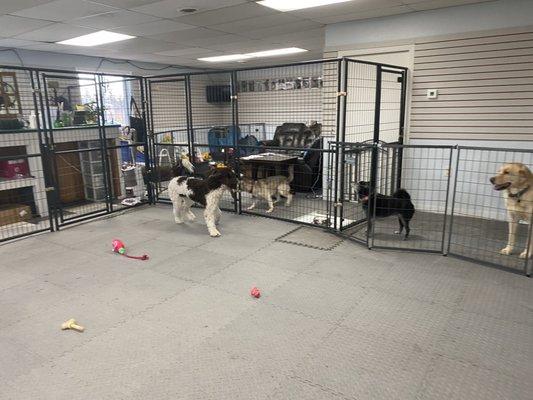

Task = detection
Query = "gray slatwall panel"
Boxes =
[415,55,533,69]
[413,85,533,95]
[414,48,533,64]
[416,39,533,57]
[413,77,533,89]
[410,29,533,141]
[414,62,533,76]
[415,31,533,51]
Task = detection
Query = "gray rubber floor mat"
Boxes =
[276,226,343,250]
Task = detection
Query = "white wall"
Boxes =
[326,0,533,50]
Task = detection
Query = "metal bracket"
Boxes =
[230,95,238,100]
[334,202,343,208]
[336,91,347,97]
[45,187,55,192]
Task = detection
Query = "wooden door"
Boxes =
[54,142,85,204]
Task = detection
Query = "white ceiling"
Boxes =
[0,0,491,69]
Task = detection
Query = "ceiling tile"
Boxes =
[407,0,492,11]
[132,0,247,19]
[99,37,178,52]
[14,23,97,42]
[0,15,54,37]
[0,0,56,16]
[210,13,303,34]
[72,9,160,29]
[187,33,247,47]
[148,27,224,43]
[243,20,323,40]
[173,2,278,26]
[202,39,278,52]
[12,0,117,22]
[0,38,40,48]
[113,19,194,36]
[313,5,412,24]
[89,0,159,8]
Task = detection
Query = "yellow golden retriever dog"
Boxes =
[490,163,533,259]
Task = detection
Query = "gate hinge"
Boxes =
[336,91,347,97]
[230,95,238,100]
[45,187,55,192]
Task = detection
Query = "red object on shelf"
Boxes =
[0,159,30,179]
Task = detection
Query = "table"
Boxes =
[239,153,298,180]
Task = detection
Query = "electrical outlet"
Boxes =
[427,89,438,99]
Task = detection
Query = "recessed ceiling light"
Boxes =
[57,30,135,47]
[198,54,254,62]
[256,0,352,12]
[198,47,308,63]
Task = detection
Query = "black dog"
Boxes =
[357,181,415,239]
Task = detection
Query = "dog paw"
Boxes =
[209,230,221,237]
[394,230,400,235]
[519,250,529,259]
[246,206,255,210]
[500,246,513,255]
[266,209,274,213]
[174,219,183,224]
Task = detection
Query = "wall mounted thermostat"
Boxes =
[427,89,438,99]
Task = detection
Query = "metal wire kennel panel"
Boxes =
[188,71,236,212]
[0,68,52,242]
[235,60,341,225]
[146,77,188,203]
[99,75,149,211]
[369,144,453,253]
[448,146,533,275]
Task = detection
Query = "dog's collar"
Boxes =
[508,186,530,202]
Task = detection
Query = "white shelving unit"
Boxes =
[0,125,120,218]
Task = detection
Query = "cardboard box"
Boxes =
[0,204,31,226]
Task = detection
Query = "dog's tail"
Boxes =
[393,188,411,200]
[287,166,294,183]
[171,158,194,176]
[181,158,195,174]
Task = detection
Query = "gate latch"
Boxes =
[230,95,238,100]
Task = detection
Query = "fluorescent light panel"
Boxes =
[58,30,135,46]
[199,47,307,62]
[257,0,352,12]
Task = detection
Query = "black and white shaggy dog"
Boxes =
[357,181,415,239]
[168,166,238,237]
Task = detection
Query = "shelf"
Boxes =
[0,177,37,191]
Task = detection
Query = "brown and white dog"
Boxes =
[490,163,533,259]
[242,169,293,213]
[168,166,238,237]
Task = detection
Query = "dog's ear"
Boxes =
[518,165,532,178]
